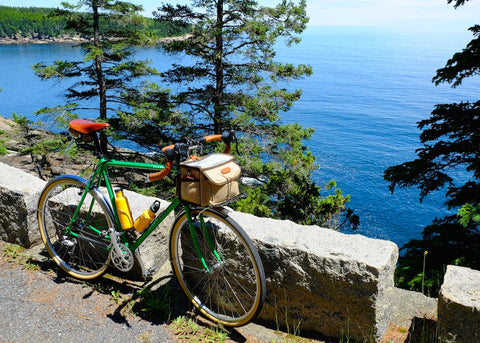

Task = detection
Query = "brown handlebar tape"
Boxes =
[147,160,173,182]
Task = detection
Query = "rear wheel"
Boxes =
[37,175,113,279]
[170,208,266,326]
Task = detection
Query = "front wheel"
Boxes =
[170,208,266,326]
[37,175,114,280]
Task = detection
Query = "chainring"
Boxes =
[110,242,134,272]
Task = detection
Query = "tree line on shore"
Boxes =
[0,5,187,41]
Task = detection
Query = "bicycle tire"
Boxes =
[169,208,266,326]
[37,175,114,279]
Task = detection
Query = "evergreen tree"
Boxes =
[152,0,358,229]
[384,0,480,295]
[32,1,165,152]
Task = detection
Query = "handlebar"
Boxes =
[146,130,236,182]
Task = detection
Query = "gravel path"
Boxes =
[0,246,175,343]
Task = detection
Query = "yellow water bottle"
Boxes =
[115,189,134,230]
[134,200,160,232]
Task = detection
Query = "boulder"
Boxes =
[0,162,46,247]
[228,209,398,342]
[438,265,480,342]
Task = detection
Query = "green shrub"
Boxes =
[0,141,7,155]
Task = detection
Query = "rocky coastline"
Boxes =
[0,33,192,45]
[0,34,88,45]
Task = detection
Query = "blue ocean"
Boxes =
[1,26,478,247]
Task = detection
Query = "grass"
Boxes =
[169,315,228,343]
[408,317,438,343]
[2,243,40,270]
[0,141,7,155]
[0,128,9,155]
[2,243,25,260]
[134,285,174,320]
[274,289,305,337]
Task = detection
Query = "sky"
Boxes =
[1,0,479,31]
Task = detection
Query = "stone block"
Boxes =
[438,265,480,342]
[228,209,398,342]
[0,162,46,247]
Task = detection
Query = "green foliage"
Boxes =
[2,243,39,270]
[394,215,480,296]
[134,285,173,320]
[10,113,73,178]
[12,113,69,155]
[2,243,26,261]
[0,141,7,155]
[0,5,187,40]
[447,0,473,10]
[110,289,125,305]
[170,316,201,339]
[170,316,228,342]
[32,1,171,153]
[385,19,480,295]
[26,0,356,229]
[153,0,357,229]
[458,203,480,226]
[0,6,69,38]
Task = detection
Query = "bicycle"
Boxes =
[36,119,266,327]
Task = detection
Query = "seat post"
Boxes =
[91,132,105,158]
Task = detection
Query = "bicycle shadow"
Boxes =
[33,248,249,341]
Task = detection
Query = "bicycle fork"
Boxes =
[185,207,223,273]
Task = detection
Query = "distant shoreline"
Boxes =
[0,36,86,45]
[0,34,192,45]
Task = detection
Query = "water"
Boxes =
[0,44,81,116]
[1,27,478,247]
[276,27,479,246]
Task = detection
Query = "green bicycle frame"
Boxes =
[71,155,221,272]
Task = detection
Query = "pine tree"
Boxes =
[152,0,358,229]
[33,1,163,152]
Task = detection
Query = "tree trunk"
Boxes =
[213,0,224,134]
[92,0,108,152]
